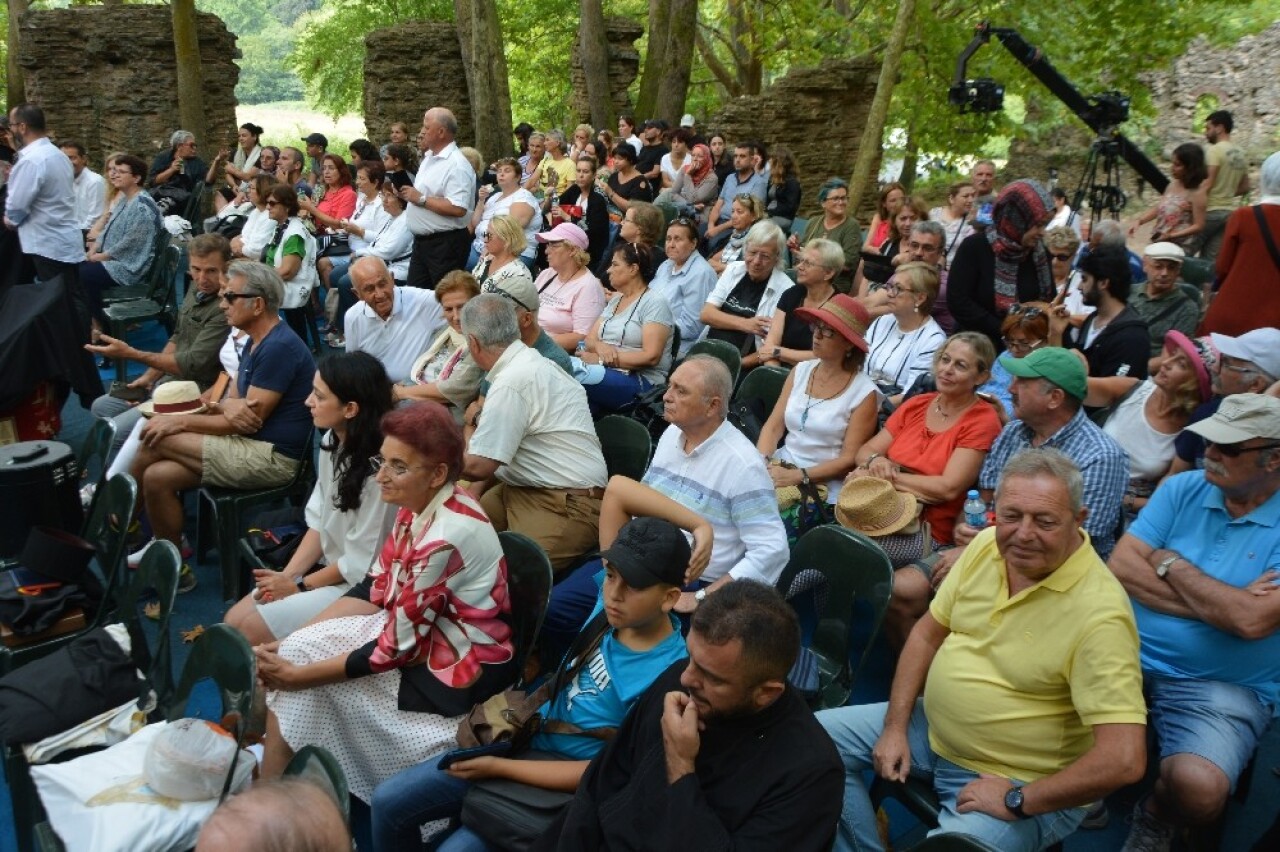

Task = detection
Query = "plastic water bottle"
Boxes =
[964,489,987,530]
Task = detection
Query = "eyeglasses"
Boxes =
[219,290,260,303]
[368,455,423,477]
[906,240,940,254]
[266,200,282,208]
[481,280,533,312]
[1050,253,1074,262]
[794,258,818,268]
[811,323,839,339]
[884,283,904,297]
[825,195,849,203]
[1002,336,1044,354]
[1206,440,1280,458]
[1007,303,1045,319]
[543,240,566,249]
[1221,361,1259,375]
[745,249,777,263]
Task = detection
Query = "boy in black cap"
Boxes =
[301,132,328,186]
[369,516,693,849]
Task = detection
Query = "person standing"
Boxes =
[1199,110,1250,261]
[4,104,84,289]
[399,108,475,290]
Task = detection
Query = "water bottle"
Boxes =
[963,489,987,530]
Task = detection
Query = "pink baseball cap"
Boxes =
[536,222,589,250]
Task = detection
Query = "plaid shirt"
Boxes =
[980,408,1130,558]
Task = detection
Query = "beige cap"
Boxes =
[1185,393,1280,445]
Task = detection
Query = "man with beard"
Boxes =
[4,104,84,287]
[1054,243,1150,381]
[534,580,844,851]
[1199,110,1249,262]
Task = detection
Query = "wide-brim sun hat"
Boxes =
[793,294,871,353]
[138,381,207,418]
[835,476,920,537]
[1162,331,1216,403]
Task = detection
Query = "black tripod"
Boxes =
[1067,132,1127,232]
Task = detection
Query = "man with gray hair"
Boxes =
[399,107,474,290]
[460,294,607,571]
[1081,218,1146,285]
[148,129,206,194]
[902,220,954,331]
[127,260,315,592]
[819,447,1147,852]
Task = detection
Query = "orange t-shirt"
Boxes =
[884,393,1003,545]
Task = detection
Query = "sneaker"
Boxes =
[1080,799,1110,830]
[127,536,192,569]
[326,332,346,348]
[176,563,198,594]
[1121,801,1176,852]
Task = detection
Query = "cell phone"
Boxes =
[436,741,512,770]
[388,169,413,190]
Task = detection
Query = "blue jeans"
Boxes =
[370,761,491,851]
[1145,673,1272,790]
[584,370,651,416]
[816,700,1086,852]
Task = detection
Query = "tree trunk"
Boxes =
[898,121,918,191]
[634,0,670,122]
[847,0,916,214]
[7,0,30,110]
[171,0,206,146]
[652,0,696,124]
[578,0,614,131]
[453,0,514,160]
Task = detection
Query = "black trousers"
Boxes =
[406,228,470,290]
[31,255,91,343]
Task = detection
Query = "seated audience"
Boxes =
[127,262,314,592]
[929,180,975,267]
[859,194,926,292]
[579,241,674,414]
[317,161,389,307]
[261,185,319,342]
[1128,242,1200,374]
[764,146,801,231]
[210,123,264,190]
[701,220,794,369]
[397,270,481,403]
[196,778,350,852]
[224,351,397,643]
[899,220,954,332]
[704,142,767,252]
[863,181,905,252]
[343,178,414,290]
[863,261,948,405]
[1055,243,1150,381]
[537,581,844,851]
[820,448,1146,852]
[532,222,605,353]
[79,153,162,323]
[947,179,1056,352]
[758,294,878,503]
[535,129,576,200]
[604,201,666,284]
[299,154,357,234]
[469,156,539,269]
[659,126,691,186]
[1080,218,1147,286]
[977,301,1050,417]
[369,514,696,850]
[707,131,732,184]
[258,145,278,176]
[460,295,608,571]
[472,213,534,293]
[275,146,312,198]
[344,257,445,384]
[552,154,610,270]
[569,122,595,161]
[655,142,719,220]
[230,174,277,261]
[347,138,379,172]
[1046,225,1089,326]
[60,139,106,231]
[148,129,206,193]
[759,238,844,367]
[520,132,546,187]
[787,177,862,292]
[256,401,516,804]
[1047,186,1079,235]
[649,216,717,357]
[636,120,669,184]
[1109,394,1280,851]
[381,142,419,185]
[708,193,764,275]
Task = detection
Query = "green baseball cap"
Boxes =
[999,347,1088,401]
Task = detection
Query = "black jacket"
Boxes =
[947,232,1055,352]
[1071,305,1150,380]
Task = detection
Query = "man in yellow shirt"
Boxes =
[1200,110,1250,262]
[818,448,1148,851]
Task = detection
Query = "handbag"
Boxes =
[460,754,576,851]
[315,232,351,258]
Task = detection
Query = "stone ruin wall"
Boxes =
[569,17,643,126]
[364,21,473,148]
[17,7,239,167]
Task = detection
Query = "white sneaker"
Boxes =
[127,535,191,568]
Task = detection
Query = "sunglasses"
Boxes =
[219,290,260,303]
[1007,303,1045,319]
[482,280,533,312]
[1206,440,1280,458]
[1050,253,1074,262]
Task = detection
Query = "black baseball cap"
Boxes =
[302,133,328,147]
[599,517,690,589]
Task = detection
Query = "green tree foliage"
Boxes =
[196,0,315,104]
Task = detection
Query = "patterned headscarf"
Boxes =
[987,179,1055,314]
[688,144,714,186]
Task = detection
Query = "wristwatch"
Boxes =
[694,589,707,604]
[1155,554,1179,579]
[295,575,307,592]
[800,468,811,486]
[771,347,781,360]
[1004,785,1028,819]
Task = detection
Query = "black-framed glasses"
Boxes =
[825,194,849,203]
[481,280,533,312]
[1206,440,1280,458]
[219,290,260,303]
[1007,303,1045,319]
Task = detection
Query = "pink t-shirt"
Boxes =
[534,267,607,337]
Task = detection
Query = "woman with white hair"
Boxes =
[1200,150,1280,336]
[700,220,796,368]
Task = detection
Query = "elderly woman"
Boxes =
[764,147,802,231]
[708,193,765,275]
[863,182,906,252]
[946,179,1056,351]
[929,180,976,267]
[532,222,605,353]
[299,154,357,234]
[396,271,482,404]
[259,146,279,176]
[520,132,546,187]
[472,214,534,293]
[225,352,397,644]
[1130,142,1208,252]
[1201,150,1280,337]
[701,220,795,368]
[210,122,264,190]
[1044,225,1091,327]
[976,301,1051,417]
[650,217,717,357]
[657,143,719,219]
[759,238,843,368]
[849,331,1003,645]
[345,179,415,288]
[230,174,279,261]
[263,184,319,340]
[469,156,540,270]
[580,241,674,414]
[79,154,162,326]
[257,401,516,804]
[553,154,611,270]
[788,178,862,293]
[758,294,879,503]
[863,261,948,405]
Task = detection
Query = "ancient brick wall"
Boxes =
[17,7,239,166]
[364,21,472,148]
[569,17,643,125]
[706,57,881,221]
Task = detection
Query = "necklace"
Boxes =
[801,364,851,430]
[933,395,976,420]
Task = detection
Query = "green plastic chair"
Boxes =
[76,418,116,522]
[734,364,790,421]
[101,229,170,305]
[102,245,183,381]
[1179,256,1214,289]
[684,338,743,389]
[499,531,553,687]
[594,415,653,481]
[284,745,351,825]
[775,525,893,710]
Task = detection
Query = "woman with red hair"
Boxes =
[256,401,515,803]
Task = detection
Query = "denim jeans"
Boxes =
[370,761,491,851]
[584,370,651,416]
[816,700,1086,852]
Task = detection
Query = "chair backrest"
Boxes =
[775,526,893,707]
[142,228,171,294]
[1179,257,1214,288]
[684,338,742,388]
[77,419,117,520]
[595,415,652,481]
[115,539,181,711]
[150,244,183,309]
[284,745,351,824]
[182,180,208,225]
[733,364,789,420]
[498,531,553,686]
[79,473,139,616]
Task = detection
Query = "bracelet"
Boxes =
[865,452,881,467]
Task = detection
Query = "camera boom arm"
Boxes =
[953,21,1168,194]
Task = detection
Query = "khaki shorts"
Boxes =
[202,435,300,489]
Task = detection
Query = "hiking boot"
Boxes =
[176,563,198,594]
[1121,801,1176,852]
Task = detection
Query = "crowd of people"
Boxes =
[5,97,1280,852]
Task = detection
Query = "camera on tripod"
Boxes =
[1084,91,1130,129]
[949,78,1005,113]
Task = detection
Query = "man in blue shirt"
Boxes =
[1110,393,1280,852]
[703,142,768,251]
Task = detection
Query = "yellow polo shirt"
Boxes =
[924,527,1146,781]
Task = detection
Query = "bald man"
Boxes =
[196,778,349,852]
[398,107,475,289]
[344,255,445,383]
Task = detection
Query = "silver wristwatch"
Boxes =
[1155,554,1179,579]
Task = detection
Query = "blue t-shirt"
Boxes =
[237,321,315,460]
[530,598,687,760]
[1173,396,1220,467]
[1127,470,1280,706]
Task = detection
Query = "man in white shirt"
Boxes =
[59,140,106,232]
[461,294,607,571]
[4,104,84,284]
[397,107,475,290]
[344,257,444,384]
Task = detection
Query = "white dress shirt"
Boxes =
[344,286,445,383]
[404,141,475,236]
[4,137,85,263]
[71,167,107,231]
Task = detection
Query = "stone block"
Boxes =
[363,21,472,148]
